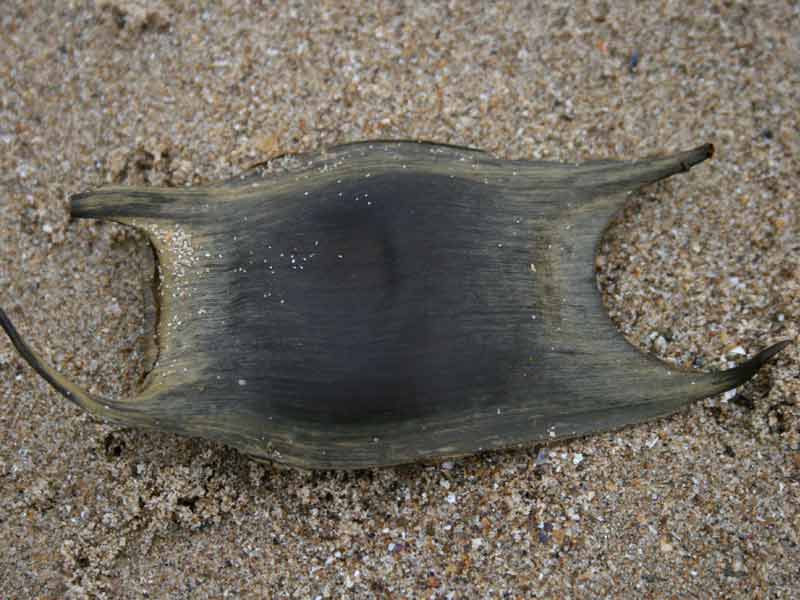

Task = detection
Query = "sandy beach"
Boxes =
[1,1,797,597]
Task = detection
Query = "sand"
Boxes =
[0,1,797,597]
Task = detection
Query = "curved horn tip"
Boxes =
[718,339,792,390]
[680,143,714,169]
[698,143,714,160]
[749,339,791,366]
[0,306,28,361]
